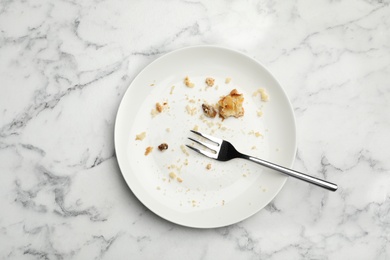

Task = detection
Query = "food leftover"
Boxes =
[201,104,217,118]
[218,89,245,119]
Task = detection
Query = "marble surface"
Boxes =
[1,0,390,259]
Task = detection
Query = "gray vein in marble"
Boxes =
[21,224,65,260]
[20,143,47,156]
[85,234,121,258]
[216,225,260,257]
[269,3,389,65]
[264,202,281,213]
[131,48,165,57]
[14,166,107,222]
[15,179,48,213]
[74,19,106,49]
[0,60,124,137]
[53,187,106,222]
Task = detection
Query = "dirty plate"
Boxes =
[114,45,296,228]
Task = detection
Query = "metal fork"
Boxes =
[186,130,338,191]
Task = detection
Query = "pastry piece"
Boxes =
[218,89,244,119]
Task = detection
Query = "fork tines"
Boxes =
[186,130,220,159]
[189,130,221,144]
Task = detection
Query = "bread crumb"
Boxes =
[259,88,269,101]
[145,146,153,156]
[151,101,168,117]
[156,102,163,113]
[202,104,217,118]
[193,125,199,131]
[243,174,247,177]
[205,77,215,86]
[170,85,175,95]
[222,200,225,206]
[184,76,194,88]
[186,105,197,116]
[248,130,262,137]
[156,186,161,190]
[151,109,158,117]
[251,146,256,150]
[253,88,269,102]
[257,111,263,117]
[225,77,231,84]
[180,145,189,156]
[158,143,168,151]
[166,128,170,132]
[206,163,212,170]
[218,89,244,119]
[135,132,146,141]
[169,172,176,179]
[177,177,183,183]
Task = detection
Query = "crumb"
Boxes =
[193,125,199,131]
[205,77,215,86]
[251,146,256,150]
[201,104,217,118]
[225,77,231,84]
[184,76,194,88]
[218,89,245,119]
[180,145,189,156]
[152,101,168,116]
[206,121,214,128]
[243,174,247,177]
[186,105,197,116]
[156,102,163,113]
[135,132,146,141]
[158,143,168,151]
[169,172,176,179]
[255,131,262,137]
[151,109,158,117]
[184,158,189,166]
[189,99,196,103]
[170,85,175,95]
[259,88,269,101]
[253,88,269,102]
[206,163,212,170]
[177,177,183,183]
[257,110,263,117]
[145,146,153,156]
[156,186,161,190]
[222,200,225,206]
[166,128,170,132]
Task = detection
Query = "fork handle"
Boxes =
[242,155,338,191]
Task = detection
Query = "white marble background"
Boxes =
[1,0,389,259]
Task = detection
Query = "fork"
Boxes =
[186,130,338,191]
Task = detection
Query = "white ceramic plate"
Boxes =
[115,46,296,228]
